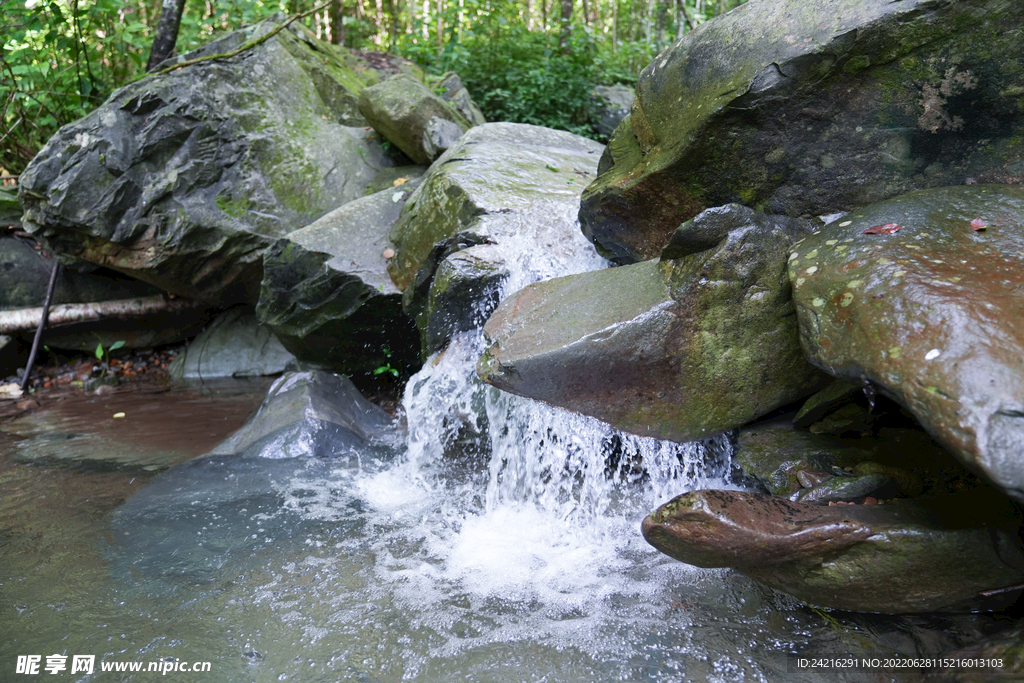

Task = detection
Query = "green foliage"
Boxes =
[373,348,399,378]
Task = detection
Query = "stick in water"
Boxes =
[20,262,61,392]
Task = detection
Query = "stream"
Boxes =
[0,219,1002,682]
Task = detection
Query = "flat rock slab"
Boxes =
[19,20,409,306]
[580,0,1024,263]
[478,208,826,442]
[789,184,1024,502]
[642,488,1024,613]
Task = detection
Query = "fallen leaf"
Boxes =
[391,191,405,203]
[382,248,396,259]
[545,164,559,172]
[392,177,408,186]
[971,217,987,231]
[112,412,126,419]
[864,223,901,235]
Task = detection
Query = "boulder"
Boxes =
[789,184,1024,502]
[435,72,487,126]
[1,188,21,227]
[256,173,425,374]
[589,84,634,140]
[926,620,1024,682]
[642,488,1024,613]
[168,308,295,380]
[580,0,1024,263]
[208,370,400,459]
[19,19,412,306]
[1,233,161,310]
[358,74,473,165]
[387,123,606,355]
[478,205,826,442]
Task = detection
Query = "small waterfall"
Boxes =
[371,205,734,644]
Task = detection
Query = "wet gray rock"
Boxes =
[642,488,1024,613]
[793,379,863,428]
[387,123,605,356]
[209,370,400,459]
[256,175,425,374]
[789,185,1024,503]
[358,74,472,165]
[478,206,826,442]
[589,84,634,140]
[168,308,295,380]
[19,19,411,306]
[581,0,1024,263]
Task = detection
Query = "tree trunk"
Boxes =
[329,0,345,44]
[436,0,443,47]
[146,0,186,71]
[0,296,207,334]
[558,0,572,54]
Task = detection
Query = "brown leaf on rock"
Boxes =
[864,223,901,235]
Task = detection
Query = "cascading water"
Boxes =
[1,202,985,683]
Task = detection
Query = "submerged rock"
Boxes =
[478,205,826,442]
[581,0,1024,262]
[256,174,425,373]
[388,123,605,355]
[209,370,400,459]
[789,185,1024,502]
[19,19,411,306]
[168,308,295,380]
[358,74,473,165]
[642,489,1024,613]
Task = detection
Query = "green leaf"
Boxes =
[95,342,104,360]
[109,340,126,352]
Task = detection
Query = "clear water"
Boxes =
[0,217,995,681]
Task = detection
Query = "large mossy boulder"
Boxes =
[387,123,606,355]
[256,172,426,374]
[789,184,1024,503]
[580,0,1024,263]
[478,205,827,442]
[642,488,1024,613]
[19,19,413,306]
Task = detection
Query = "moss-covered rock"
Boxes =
[642,488,1024,613]
[581,0,1024,263]
[358,74,473,165]
[19,19,412,306]
[478,206,827,442]
[789,184,1024,503]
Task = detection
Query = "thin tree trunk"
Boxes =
[329,0,345,44]
[580,0,589,26]
[147,0,187,71]
[436,0,443,47]
[558,0,572,54]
